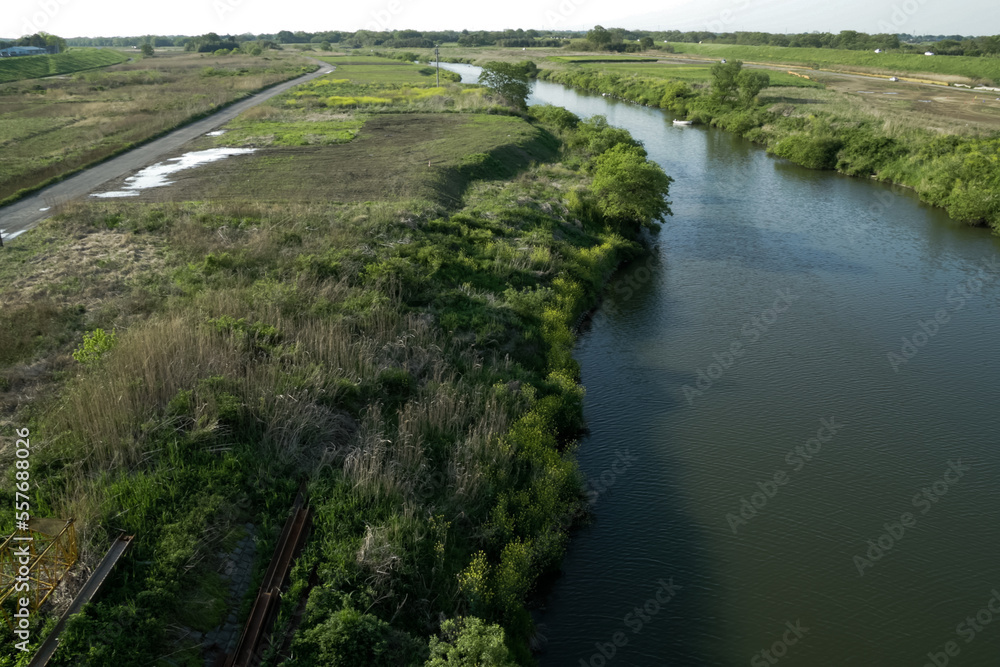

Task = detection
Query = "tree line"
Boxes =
[59,27,1000,58]
[657,29,1000,56]
[0,32,66,51]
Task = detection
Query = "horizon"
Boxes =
[4,0,996,42]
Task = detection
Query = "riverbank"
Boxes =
[0,56,669,666]
[537,65,1000,233]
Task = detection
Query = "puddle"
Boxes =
[205,130,227,137]
[91,148,255,198]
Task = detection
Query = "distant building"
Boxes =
[0,46,47,57]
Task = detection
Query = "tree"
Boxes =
[478,61,530,111]
[320,41,331,51]
[736,69,769,107]
[640,36,654,50]
[711,59,743,104]
[587,25,612,48]
[591,144,673,229]
[140,43,154,57]
[426,617,516,667]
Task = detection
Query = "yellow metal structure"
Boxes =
[0,518,78,627]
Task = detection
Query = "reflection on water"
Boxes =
[91,147,255,198]
[440,62,1000,667]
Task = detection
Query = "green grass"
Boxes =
[216,115,365,146]
[570,60,823,88]
[0,51,313,203]
[315,55,460,85]
[0,48,128,83]
[668,42,1000,85]
[0,58,668,663]
[0,48,676,665]
[548,56,659,63]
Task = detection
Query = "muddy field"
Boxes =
[821,72,1000,133]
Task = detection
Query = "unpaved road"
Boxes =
[0,58,331,242]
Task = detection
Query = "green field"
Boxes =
[668,42,1000,85]
[0,51,312,203]
[0,48,128,83]
[548,56,659,63]
[182,59,548,204]
[315,55,461,84]
[568,60,823,88]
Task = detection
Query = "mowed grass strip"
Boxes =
[133,113,558,204]
[0,48,128,83]
[316,55,459,84]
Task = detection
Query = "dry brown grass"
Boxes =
[0,51,312,201]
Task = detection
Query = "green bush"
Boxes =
[529,104,580,130]
[771,133,843,170]
[426,617,516,666]
[292,607,425,666]
[72,328,117,364]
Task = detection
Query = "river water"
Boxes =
[442,63,1000,667]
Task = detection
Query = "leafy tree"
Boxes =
[426,617,516,667]
[640,36,655,50]
[711,59,743,104]
[573,115,645,157]
[736,69,769,107]
[320,41,332,51]
[587,25,612,48]
[140,43,154,57]
[591,144,673,229]
[478,61,530,111]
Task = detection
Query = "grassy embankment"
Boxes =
[0,51,314,205]
[666,42,1000,86]
[538,59,1000,231]
[0,55,667,666]
[0,49,128,84]
[547,57,825,88]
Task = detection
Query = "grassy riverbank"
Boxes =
[538,65,1000,232]
[0,56,669,666]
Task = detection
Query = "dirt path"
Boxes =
[0,58,332,242]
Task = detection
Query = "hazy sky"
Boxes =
[3,0,996,39]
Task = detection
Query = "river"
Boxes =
[441,62,1000,666]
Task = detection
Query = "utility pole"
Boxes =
[435,44,440,86]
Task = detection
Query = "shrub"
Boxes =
[72,328,117,364]
[529,104,580,130]
[426,617,516,667]
[293,608,425,666]
[771,133,843,170]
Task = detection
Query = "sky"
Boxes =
[3,0,996,39]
